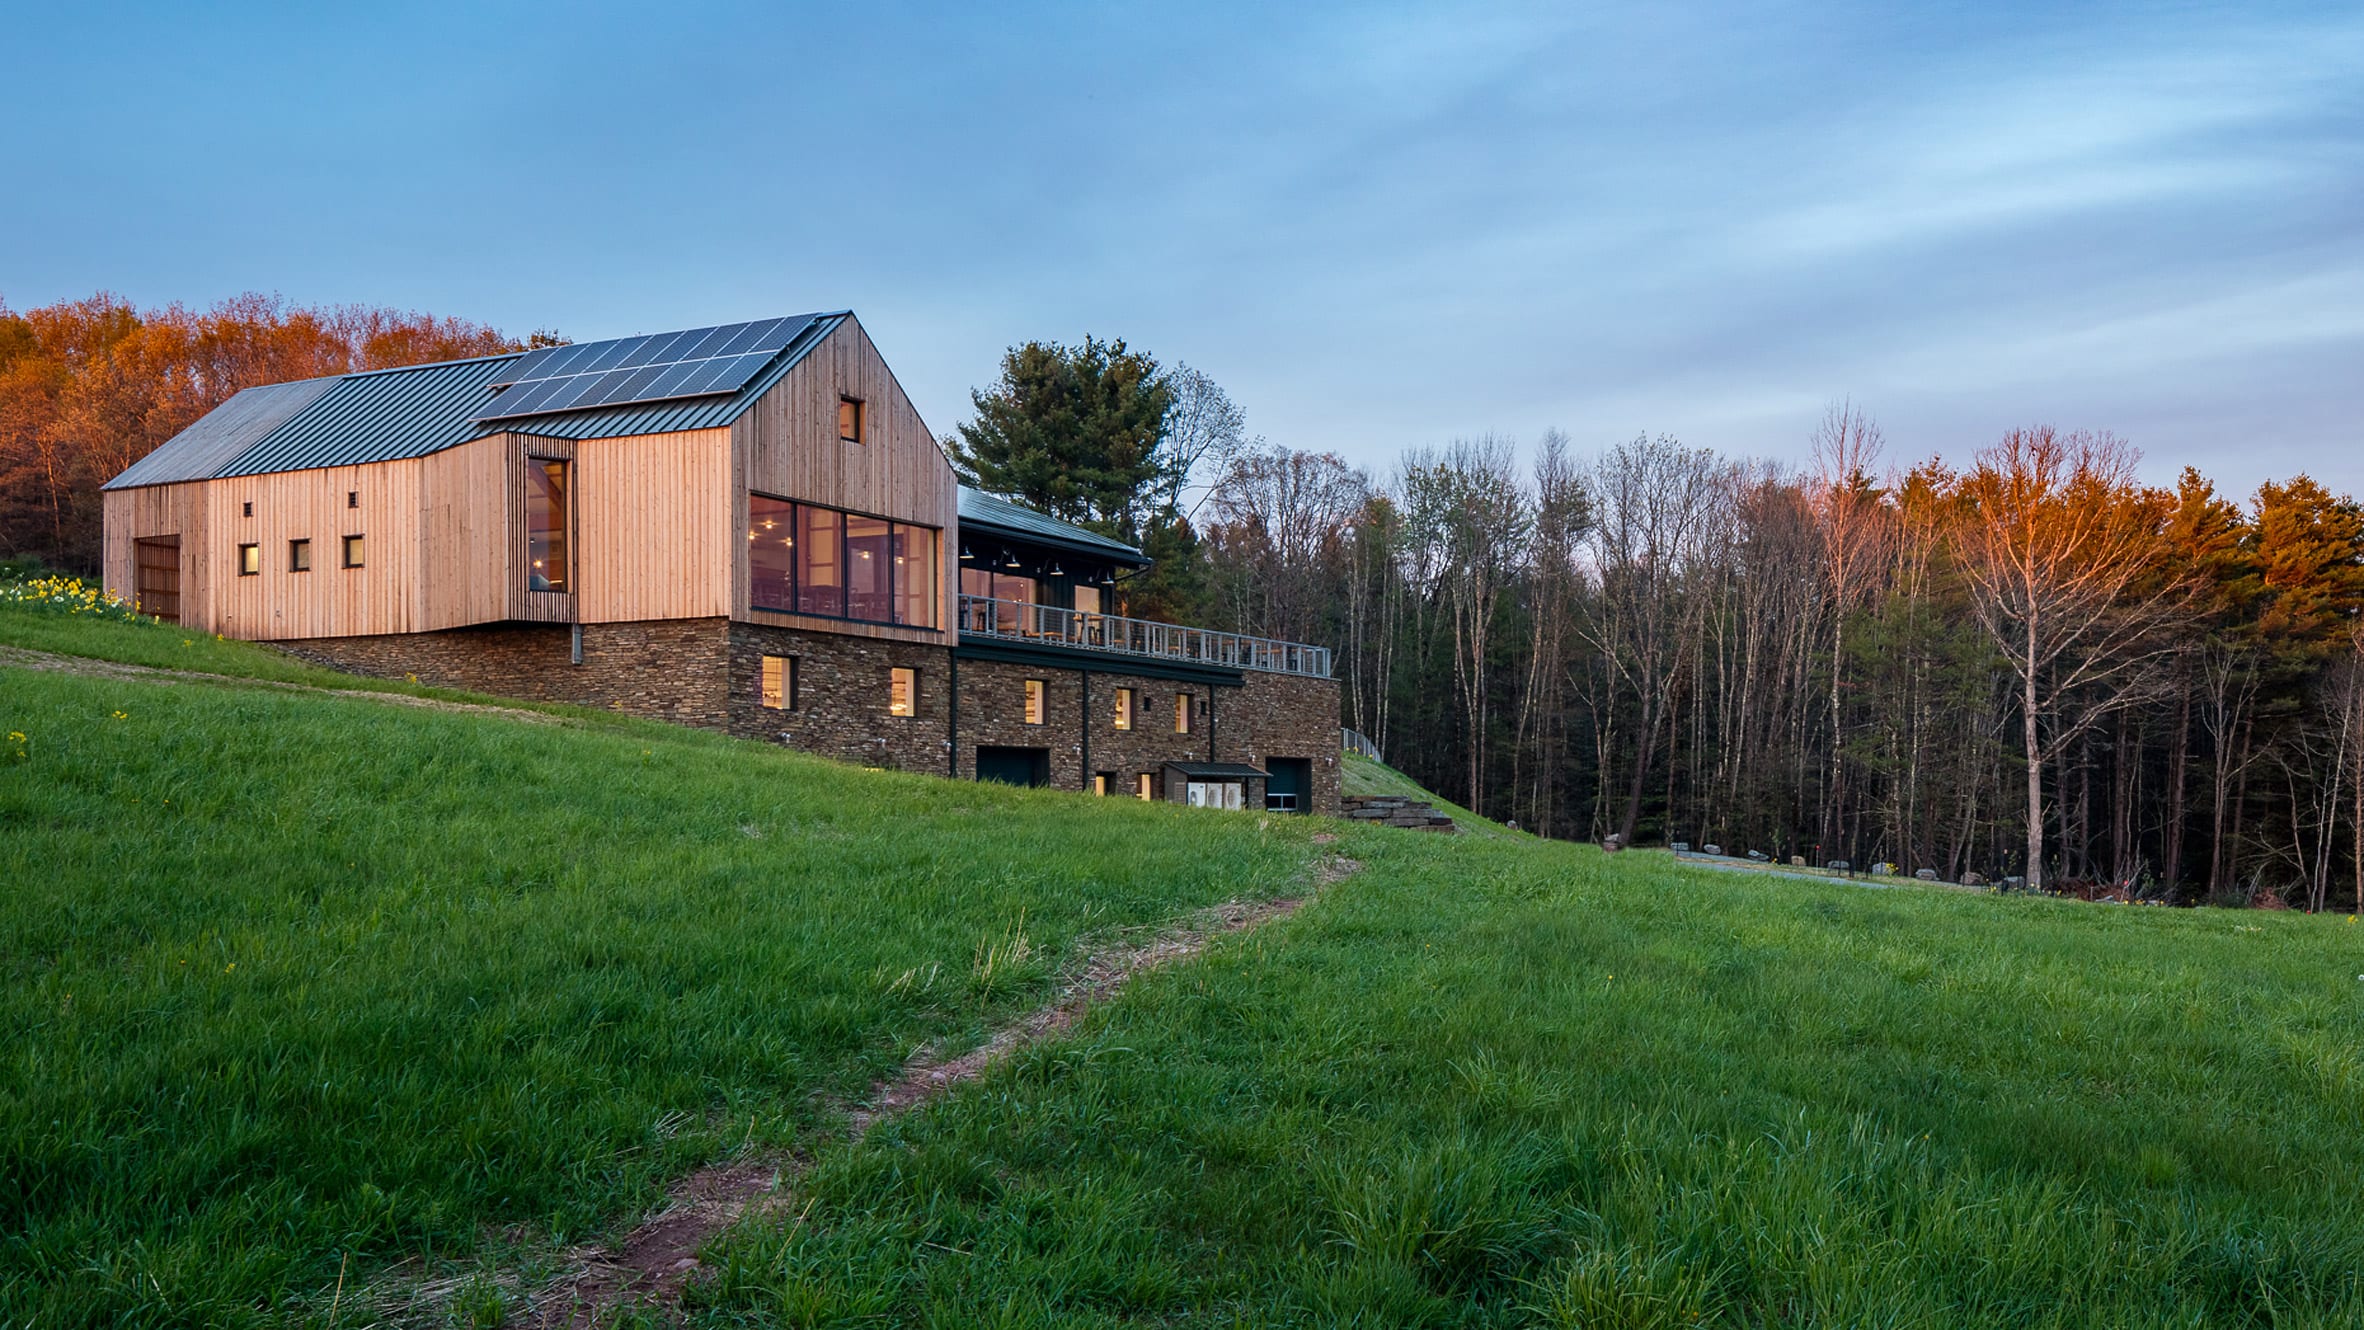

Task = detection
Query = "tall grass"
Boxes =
[696,833,2364,1326]
[0,659,1326,1326]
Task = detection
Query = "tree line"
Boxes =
[0,291,552,572]
[956,338,2364,907]
[24,302,2360,908]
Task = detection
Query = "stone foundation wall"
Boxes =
[724,622,953,773]
[281,618,1340,815]
[280,618,729,728]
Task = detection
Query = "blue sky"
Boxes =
[5,2,2359,495]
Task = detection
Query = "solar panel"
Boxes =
[477,317,806,423]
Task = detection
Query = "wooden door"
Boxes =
[134,536,181,623]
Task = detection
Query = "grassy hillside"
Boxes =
[0,606,1331,1326]
[693,839,2364,1327]
[1340,752,1520,837]
[9,603,2364,1326]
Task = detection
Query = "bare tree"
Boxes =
[1807,401,1890,856]
[1401,438,1531,811]
[1582,434,1735,845]
[1952,428,2188,890]
[1153,364,1249,522]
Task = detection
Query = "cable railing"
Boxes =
[958,595,1332,678]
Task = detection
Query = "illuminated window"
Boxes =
[342,535,365,568]
[1094,772,1113,796]
[526,458,569,592]
[893,523,936,628]
[889,667,916,717]
[797,505,842,616]
[288,539,312,572]
[749,494,795,610]
[846,514,891,622]
[1137,772,1155,801]
[1114,687,1134,730]
[761,655,795,710]
[1175,693,1193,734]
[1024,678,1045,725]
[839,396,864,442]
[237,543,260,576]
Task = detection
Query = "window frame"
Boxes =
[342,534,365,569]
[760,654,796,710]
[525,456,571,594]
[838,395,864,443]
[288,538,312,573]
[1113,687,1134,730]
[237,543,260,576]
[1137,772,1155,801]
[1175,692,1193,734]
[747,491,939,629]
[1024,678,1046,725]
[889,666,917,717]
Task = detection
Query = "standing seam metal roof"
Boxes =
[109,312,848,487]
[956,487,1149,564]
[101,377,340,489]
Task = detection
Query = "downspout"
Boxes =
[947,649,960,778]
[1209,684,1218,762]
[1081,668,1092,791]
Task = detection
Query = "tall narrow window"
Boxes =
[761,655,795,710]
[1024,678,1046,725]
[889,667,916,717]
[750,495,795,611]
[1175,693,1193,734]
[1137,772,1154,801]
[893,522,937,627]
[1113,687,1134,730]
[342,534,365,568]
[288,538,312,572]
[1094,773,1113,796]
[846,514,892,622]
[237,543,260,576]
[526,458,570,592]
[347,490,359,509]
[838,396,864,442]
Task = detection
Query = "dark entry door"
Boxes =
[975,746,1051,787]
[134,537,181,623]
[1266,757,1311,812]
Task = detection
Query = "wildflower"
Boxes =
[111,710,128,721]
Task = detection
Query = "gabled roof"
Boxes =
[105,312,847,490]
[957,487,1149,566]
[105,377,340,488]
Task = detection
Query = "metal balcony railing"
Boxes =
[958,595,1333,678]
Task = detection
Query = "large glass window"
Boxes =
[846,514,892,622]
[894,524,937,628]
[526,458,569,592]
[796,505,843,616]
[750,493,939,628]
[750,495,795,610]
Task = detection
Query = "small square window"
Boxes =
[1137,772,1155,801]
[761,654,796,710]
[289,539,312,572]
[1113,687,1134,730]
[237,543,260,576]
[342,534,365,568]
[838,396,864,443]
[347,490,359,509]
[1175,693,1193,734]
[1024,678,1045,725]
[889,666,916,717]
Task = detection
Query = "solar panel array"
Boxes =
[475,316,809,423]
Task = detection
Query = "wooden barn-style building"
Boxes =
[101,312,1340,814]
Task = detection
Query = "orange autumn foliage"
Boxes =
[0,291,557,572]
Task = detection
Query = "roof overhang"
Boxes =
[953,637,1244,687]
[1163,761,1271,780]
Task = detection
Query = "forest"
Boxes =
[11,293,2360,909]
[1188,414,2364,910]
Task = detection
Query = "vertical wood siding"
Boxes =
[731,317,957,636]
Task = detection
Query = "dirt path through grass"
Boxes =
[531,852,1361,1328]
[0,643,561,723]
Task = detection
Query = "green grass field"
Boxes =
[8,605,2364,1327]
